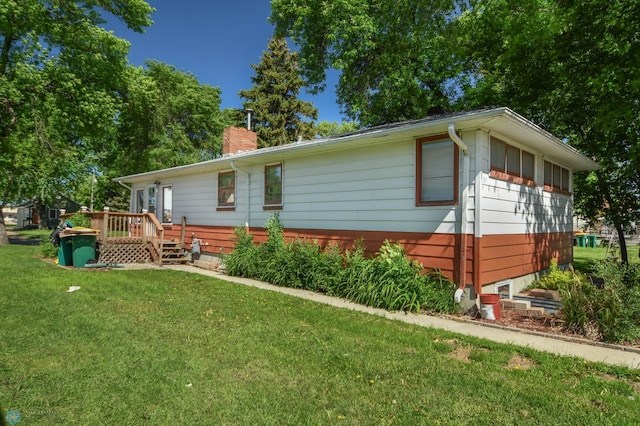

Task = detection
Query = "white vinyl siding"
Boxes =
[131,127,575,238]
[160,138,472,234]
[481,176,573,235]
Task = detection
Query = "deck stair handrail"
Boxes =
[63,209,165,264]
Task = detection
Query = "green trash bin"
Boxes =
[58,236,73,266]
[72,234,97,268]
[576,235,587,247]
[587,234,598,248]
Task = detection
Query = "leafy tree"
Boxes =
[315,120,361,138]
[101,61,225,210]
[111,61,225,176]
[0,0,153,243]
[273,0,639,263]
[239,37,318,147]
[457,0,640,263]
[270,0,461,126]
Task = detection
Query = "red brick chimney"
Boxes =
[222,126,257,155]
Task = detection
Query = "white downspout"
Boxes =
[117,180,132,191]
[230,160,250,230]
[117,181,134,213]
[448,123,470,303]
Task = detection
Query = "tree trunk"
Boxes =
[616,222,628,264]
[0,217,8,245]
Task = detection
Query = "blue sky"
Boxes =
[107,0,344,123]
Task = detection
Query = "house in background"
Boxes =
[114,107,599,297]
[15,197,81,229]
[2,206,17,225]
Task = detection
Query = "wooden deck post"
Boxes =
[141,210,148,244]
[102,207,109,244]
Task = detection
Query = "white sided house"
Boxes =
[115,107,598,296]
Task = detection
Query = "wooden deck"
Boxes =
[63,210,188,265]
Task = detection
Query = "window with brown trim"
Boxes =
[416,135,458,206]
[217,171,235,208]
[544,160,571,192]
[264,163,282,209]
[490,137,535,183]
[522,151,535,180]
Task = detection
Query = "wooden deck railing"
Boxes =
[62,209,165,264]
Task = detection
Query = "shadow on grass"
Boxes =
[7,232,43,246]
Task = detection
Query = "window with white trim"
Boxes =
[161,185,172,223]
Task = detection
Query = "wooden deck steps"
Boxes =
[160,240,189,264]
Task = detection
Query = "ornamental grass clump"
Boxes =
[340,240,426,312]
[223,226,257,277]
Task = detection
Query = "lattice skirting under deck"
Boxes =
[98,243,151,264]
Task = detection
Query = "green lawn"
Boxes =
[1,243,640,425]
[573,243,640,274]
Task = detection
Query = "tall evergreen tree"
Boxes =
[239,37,318,147]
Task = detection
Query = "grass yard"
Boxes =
[1,243,640,425]
[573,243,640,274]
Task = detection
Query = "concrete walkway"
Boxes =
[165,264,640,370]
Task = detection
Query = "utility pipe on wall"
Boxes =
[448,123,470,301]
[230,160,250,230]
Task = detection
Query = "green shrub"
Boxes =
[530,259,583,291]
[590,261,640,342]
[339,240,450,313]
[560,261,640,343]
[560,281,606,340]
[67,212,91,228]
[593,261,640,289]
[303,241,343,293]
[422,270,459,314]
[40,239,58,258]
[330,239,370,297]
